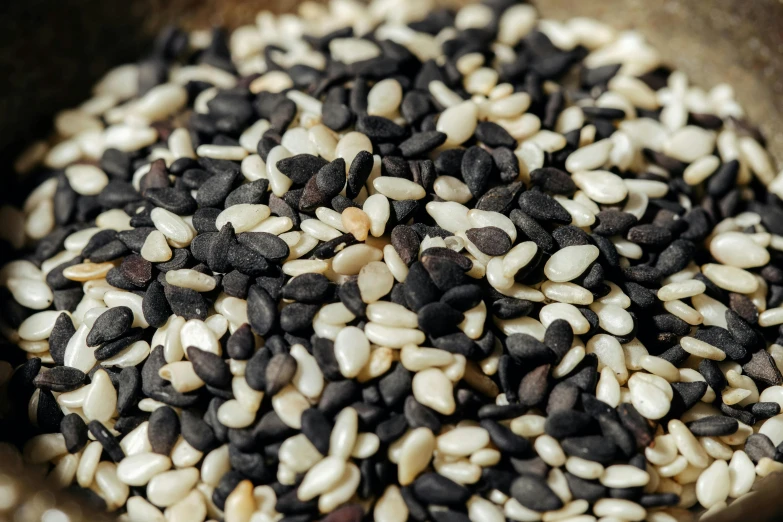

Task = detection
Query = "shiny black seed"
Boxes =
[441,284,483,312]
[247,285,277,336]
[412,473,470,506]
[49,313,75,366]
[404,262,441,311]
[544,319,574,361]
[699,359,727,392]
[404,396,441,433]
[53,288,83,312]
[313,233,359,260]
[322,95,354,131]
[417,302,463,336]
[88,420,125,462]
[461,145,494,197]
[506,334,555,365]
[276,154,327,185]
[343,150,373,199]
[401,91,431,125]
[142,281,171,329]
[117,367,140,416]
[146,188,197,214]
[598,414,636,458]
[510,475,563,512]
[244,346,271,392]
[94,328,144,360]
[375,363,411,408]
[237,232,290,263]
[617,403,654,448]
[530,167,576,195]
[61,413,89,453]
[148,406,180,455]
[375,415,408,444]
[475,121,515,148]
[707,159,739,197]
[659,345,689,366]
[225,324,254,361]
[399,131,447,158]
[566,472,607,502]
[655,239,696,276]
[187,346,231,388]
[207,223,234,273]
[545,410,593,440]
[87,306,133,347]
[481,419,531,457]
[313,337,342,381]
[182,169,212,190]
[561,435,617,465]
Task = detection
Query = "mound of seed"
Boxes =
[4,1,783,521]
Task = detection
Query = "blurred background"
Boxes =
[0,0,782,520]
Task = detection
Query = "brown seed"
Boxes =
[322,504,364,522]
[462,361,499,398]
[63,261,116,281]
[342,207,371,241]
[224,479,255,522]
[518,364,550,407]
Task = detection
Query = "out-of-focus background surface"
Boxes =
[0,0,782,520]
[2,0,782,175]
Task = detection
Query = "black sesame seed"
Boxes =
[398,131,447,158]
[687,416,739,437]
[61,413,89,453]
[461,145,494,198]
[148,406,180,455]
[117,367,141,416]
[745,434,776,463]
[510,475,564,512]
[465,226,512,256]
[88,420,125,462]
[33,366,86,393]
[412,473,470,506]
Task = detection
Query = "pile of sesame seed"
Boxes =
[3,1,783,521]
